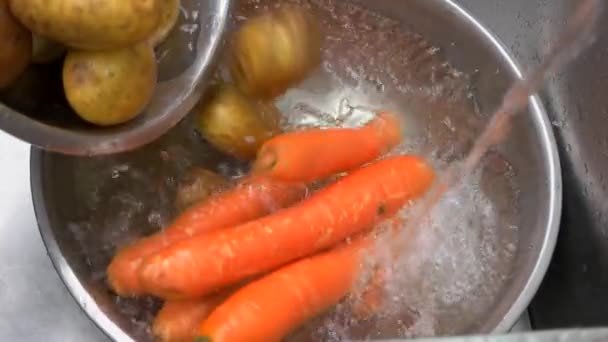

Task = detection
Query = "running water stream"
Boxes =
[371,0,602,336]
[389,0,601,258]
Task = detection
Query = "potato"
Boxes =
[63,44,157,126]
[32,34,65,64]
[175,168,231,212]
[196,83,281,160]
[148,0,181,47]
[230,6,322,100]
[0,0,31,88]
[9,0,161,50]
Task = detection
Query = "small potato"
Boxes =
[231,6,322,100]
[63,44,157,126]
[175,168,231,211]
[32,34,65,64]
[148,0,181,47]
[0,0,32,88]
[9,0,161,50]
[196,83,281,160]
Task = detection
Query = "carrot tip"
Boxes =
[253,148,278,173]
[194,336,212,342]
[372,111,403,147]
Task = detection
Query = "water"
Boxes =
[256,0,598,339]
[289,168,518,340]
[48,117,245,341]
[42,0,600,340]
[240,0,519,339]
[382,0,601,320]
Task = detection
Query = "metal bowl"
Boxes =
[30,0,561,340]
[0,0,231,156]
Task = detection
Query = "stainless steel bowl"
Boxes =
[0,0,231,156]
[30,0,561,340]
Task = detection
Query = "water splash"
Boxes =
[388,0,601,264]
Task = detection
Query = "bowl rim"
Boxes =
[0,0,233,156]
[29,0,563,339]
[30,152,136,341]
[442,0,562,333]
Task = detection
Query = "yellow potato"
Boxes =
[231,6,322,100]
[196,83,281,160]
[9,0,161,50]
[32,34,65,64]
[148,0,181,47]
[0,0,31,88]
[63,44,157,126]
[175,168,231,212]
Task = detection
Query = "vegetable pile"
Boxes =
[7,2,439,341]
[109,124,435,341]
[1,0,181,125]
[107,11,436,334]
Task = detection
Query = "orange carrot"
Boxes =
[195,237,371,342]
[252,112,402,183]
[107,177,305,297]
[351,267,387,320]
[139,156,435,299]
[351,216,404,319]
[153,294,229,342]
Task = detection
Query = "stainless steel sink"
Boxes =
[455,0,608,328]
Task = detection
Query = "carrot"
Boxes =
[351,267,387,320]
[195,237,371,342]
[351,216,404,319]
[139,155,435,299]
[252,111,402,183]
[153,294,229,342]
[107,176,305,297]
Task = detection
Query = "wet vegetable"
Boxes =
[107,176,305,297]
[31,34,65,64]
[196,83,281,160]
[230,5,322,100]
[9,0,161,50]
[154,293,228,342]
[138,156,435,299]
[253,112,403,183]
[0,0,31,88]
[196,236,370,342]
[63,43,157,126]
[149,0,181,47]
[175,168,231,212]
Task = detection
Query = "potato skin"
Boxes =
[63,44,157,126]
[9,0,161,50]
[175,168,231,212]
[0,0,32,88]
[196,83,281,160]
[230,6,322,100]
[148,0,180,47]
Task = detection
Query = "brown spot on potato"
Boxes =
[63,44,156,125]
[70,61,91,86]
